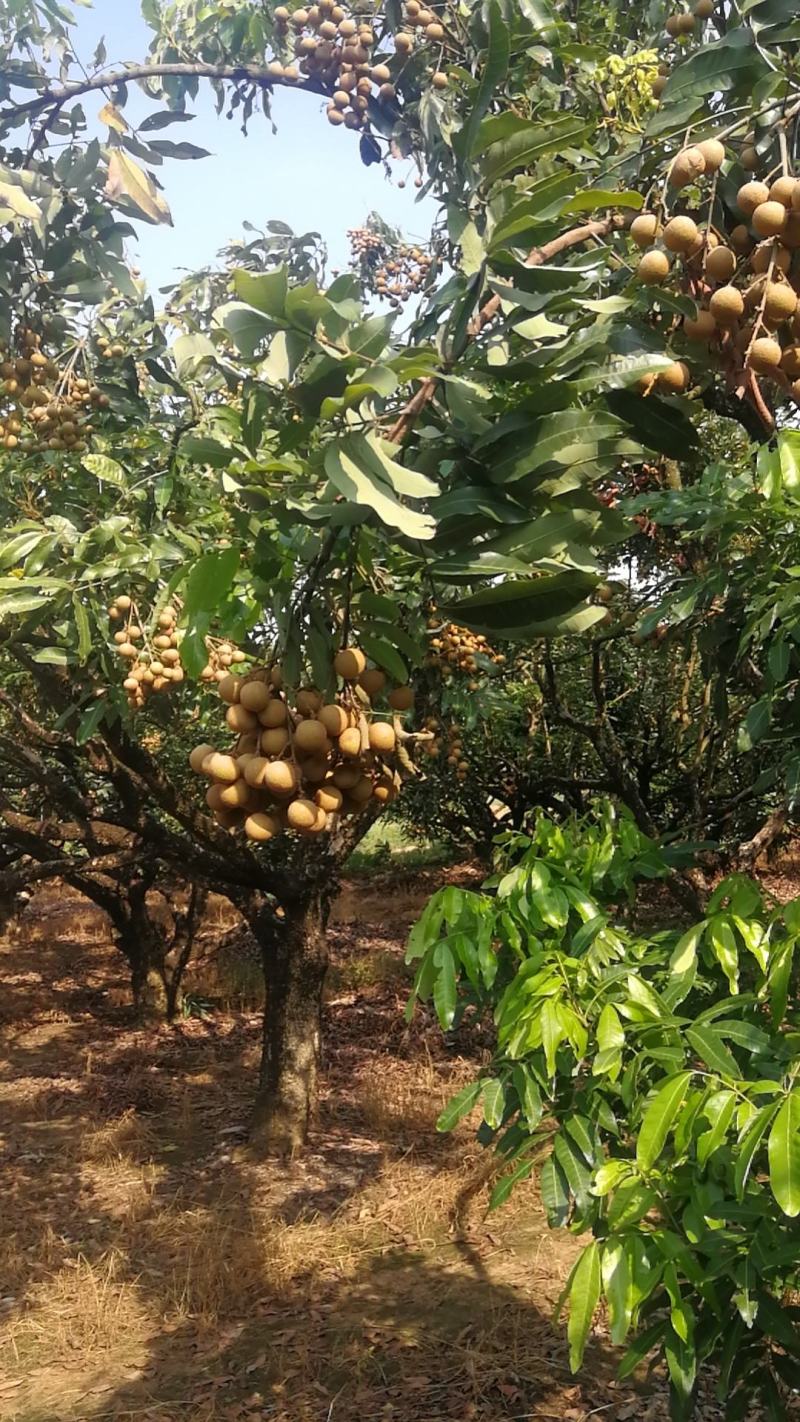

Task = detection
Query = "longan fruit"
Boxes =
[244,757,269,788]
[748,337,783,373]
[349,775,375,805]
[319,703,349,737]
[740,145,758,172]
[225,703,258,734]
[783,214,800,250]
[763,281,798,323]
[219,779,252,809]
[315,784,343,814]
[239,680,271,714]
[752,201,788,239]
[217,674,240,705]
[665,14,681,34]
[334,647,366,680]
[259,697,288,728]
[339,726,363,758]
[651,76,667,99]
[293,718,328,754]
[769,176,798,208]
[394,31,413,51]
[751,242,791,275]
[359,667,387,697]
[332,763,362,790]
[261,727,290,757]
[663,215,700,254]
[637,250,671,284]
[683,309,717,340]
[189,743,216,773]
[204,752,240,784]
[709,284,745,325]
[677,12,696,31]
[730,224,754,255]
[115,594,132,611]
[368,721,396,753]
[263,761,298,797]
[780,346,800,379]
[327,107,345,126]
[737,181,770,216]
[693,0,713,14]
[705,245,736,283]
[371,63,391,82]
[388,685,414,711]
[425,21,444,38]
[696,137,725,172]
[432,71,448,89]
[656,360,690,393]
[630,213,661,249]
[287,798,319,831]
[669,147,706,189]
[245,812,281,842]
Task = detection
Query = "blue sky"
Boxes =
[71,1,438,290]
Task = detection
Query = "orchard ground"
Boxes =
[2,837,797,1422]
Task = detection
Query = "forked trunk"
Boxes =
[124,922,170,1019]
[249,893,328,1156]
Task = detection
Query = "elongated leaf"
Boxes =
[735,1101,779,1200]
[436,1079,482,1132]
[324,439,436,541]
[105,149,172,225]
[482,1077,506,1129]
[432,941,457,1029]
[636,1073,693,1171]
[768,1091,800,1217]
[481,117,588,184]
[567,1241,601,1371]
[686,1025,739,1079]
[460,0,510,161]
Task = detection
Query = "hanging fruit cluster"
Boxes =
[421,716,470,781]
[0,328,108,454]
[630,138,800,406]
[426,619,506,689]
[189,647,416,839]
[270,0,449,137]
[108,597,187,708]
[347,224,434,306]
[663,0,715,41]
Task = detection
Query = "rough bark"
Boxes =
[248,892,330,1157]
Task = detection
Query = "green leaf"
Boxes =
[234,267,288,320]
[738,697,772,753]
[432,942,457,1029]
[436,1079,482,1132]
[482,1077,506,1130]
[540,1153,570,1226]
[601,1238,632,1346]
[480,116,588,184]
[685,1025,739,1079]
[183,548,239,617]
[443,571,597,639]
[82,453,126,487]
[324,438,436,542]
[768,1091,800,1217]
[567,1241,601,1372]
[707,916,740,994]
[562,188,644,214]
[459,0,510,162]
[219,302,273,359]
[608,1179,658,1229]
[618,1320,666,1380]
[72,595,91,662]
[636,1073,693,1171]
[661,28,763,103]
[735,1101,779,1200]
[358,633,408,686]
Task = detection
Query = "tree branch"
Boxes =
[0,62,325,133]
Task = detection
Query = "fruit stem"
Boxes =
[744,243,776,363]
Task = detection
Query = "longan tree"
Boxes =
[1,0,799,1156]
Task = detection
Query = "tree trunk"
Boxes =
[249,893,329,1156]
[124,922,170,1018]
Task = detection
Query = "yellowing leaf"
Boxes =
[105,149,172,226]
[98,103,129,133]
[0,180,41,222]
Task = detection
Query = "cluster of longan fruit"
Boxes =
[0,328,108,454]
[347,226,433,305]
[199,640,248,682]
[95,333,127,361]
[426,620,505,689]
[108,597,186,707]
[189,646,416,840]
[421,716,470,781]
[663,0,714,40]
[631,140,800,401]
[269,0,448,134]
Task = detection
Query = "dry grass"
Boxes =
[0,872,757,1422]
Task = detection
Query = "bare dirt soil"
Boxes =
[0,868,764,1422]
